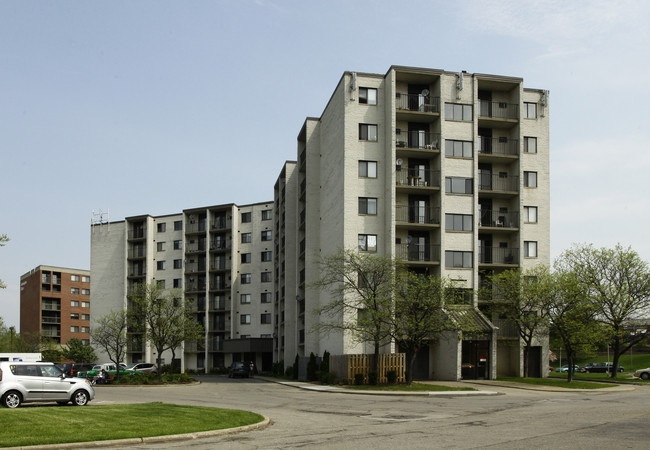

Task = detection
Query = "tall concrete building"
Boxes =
[90,202,275,372]
[274,66,550,380]
[20,266,92,346]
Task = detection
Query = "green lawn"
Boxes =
[497,377,616,389]
[0,403,264,447]
[552,353,650,373]
[344,382,475,392]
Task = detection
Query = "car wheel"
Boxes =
[1,391,22,408]
[72,390,89,406]
[641,372,650,381]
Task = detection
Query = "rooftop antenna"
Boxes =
[91,208,110,232]
[350,72,357,101]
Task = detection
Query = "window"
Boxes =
[157,280,165,288]
[174,220,182,231]
[81,326,90,333]
[261,292,272,303]
[445,251,473,268]
[358,234,377,252]
[261,230,272,241]
[81,339,90,345]
[241,212,252,223]
[70,326,79,333]
[173,240,182,249]
[445,214,473,231]
[157,242,165,252]
[241,253,251,264]
[524,241,538,258]
[157,261,166,270]
[240,314,251,325]
[445,140,473,158]
[524,137,537,153]
[82,301,90,308]
[524,102,537,118]
[81,289,90,295]
[173,278,182,288]
[445,103,473,121]
[261,251,272,262]
[70,313,79,320]
[359,124,378,141]
[524,171,538,188]
[359,87,377,105]
[261,209,272,220]
[261,313,272,324]
[81,314,90,321]
[240,294,251,304]
[71,275,80,282]
[241,273,251,284]
[71,287,79,295]
[157,223,166,232]
[261,272,272,282]
[241,233,252,243]
[81,275,90,283]
[358,197,377,215]
[359,160,378,178]
[71,300,79,307]
[445,177,473,194]
[173,259,182,269]
[524,206,538,223]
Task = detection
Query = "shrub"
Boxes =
[321,350,330,374]
[285,365,294,377]
[368,371,378,386]
[293,354,300,380]
[307,352,318,381]
[354,373,365,385]
[272,361,285,376]
[339,378,350,386]
[320,371,336,385]
[386,370,397,385]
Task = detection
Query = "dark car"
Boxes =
[580,362,624,373]
[228,362,249,378]
[61,363,95,378]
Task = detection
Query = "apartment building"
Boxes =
[274,66,550,380]
[20,265,91,345]
[90,202,274,372]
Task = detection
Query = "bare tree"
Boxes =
[91,310,128,380]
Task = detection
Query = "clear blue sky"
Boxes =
[2,0,650,330]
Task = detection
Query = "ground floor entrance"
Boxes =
[461,340,490,380]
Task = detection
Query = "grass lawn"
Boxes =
[548,371,646,384]
[344,382,475,392]
[0,402,264,447]
[497,377,616,389]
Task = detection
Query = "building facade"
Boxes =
[274,66,550,380]
[20,265,92,346]
[90,202,275,372]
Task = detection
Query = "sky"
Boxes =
[2,0,650,331]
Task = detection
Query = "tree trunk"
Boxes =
[406,349,417,385]
[610,337,621,379]
[373,340,380,381]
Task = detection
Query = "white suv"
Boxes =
[0,362,95,408]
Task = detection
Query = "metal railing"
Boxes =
[128,229,146,240]
[396,168,440,187]
[478,173,519,192]
[185,222,206,233]
[479,100,519,120]
[479,247,519,265]
[396,243,441,262]
[128,247,146,258]
[396,131,441,150]
[478,137,519,156]
[41,304,61,311]
[396,93,440,113]
[395,205,440,225]
[41,317,61,324]
[492,319,520,339]
[186,244,206,253]
[479,210,519,228]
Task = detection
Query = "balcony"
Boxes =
[184,341,206,353]
[396,243,441,263]
[395,132,441,156]
[478,137,519,161]
[184,263,206,274]
[127,341,145,353]
[478,174,519,196]
[395,205,440,227]
[209,242,229,252]
[185,283,206,293]
[128,229,146,240]
[41,330,60,338]
[479,247,519,266]
[396,168,440,190]
[396,93,440,122]
[127,270,146,278]
[210,259,228,271]
[127,247,146,259]
[478,101,519,127]
[41,316,61,324]
[210,217,228,231]
[479,210,519,230]
[208,336,223,352]
[185,222,206,234]
[41,303,61,311]
[210,298,229,311]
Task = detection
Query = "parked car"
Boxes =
[633,367,650,380]
[0,361,95,408]
[228,361,249,378]
[124,363,158,374]
[60,363,95,378]
[77,363,129,380]
[555,365,580,373]
[579,362,624,373]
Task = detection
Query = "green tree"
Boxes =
[128,282,203,378]
[62,338,97,363]
[313,250,396,376]
[0,234,9,289]
[91,310,129,381]
[558,244,650,378]
[390,271,459,385]
[484,266,554,377]
[40,339,63,363]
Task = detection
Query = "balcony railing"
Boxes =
[478,137,519,156]
[128,229,146,240]
[41,317,61,324]
[41,303,61,311]
[42,330,60,338]
[395,205,440,225]
[186,244,206,253]
[479,247,519,265]
[478,173,519,192]
[210,259,228,271]
[210,298,229,311]
[128,247,146,259]
[479,210,519,228]
[210,242,229,251]
[479,100,519,120]
[396,93,440,113]
[211,217,228,230]
[396,243,441,262]
[396,169,440,187]
[185,223,206,234]
[209,337,223,352]
[492,319,520,339]
[396,132,441,150]
[185,283,206,292]
[184,341,206,352]
[185,263,206,273]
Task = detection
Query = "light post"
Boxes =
[9,326,15,352]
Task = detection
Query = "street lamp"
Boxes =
[9,326,15,352]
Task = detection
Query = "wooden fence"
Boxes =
[330,353,406,384]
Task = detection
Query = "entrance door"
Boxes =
[461,340,490,380]
[525,346,542,377]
